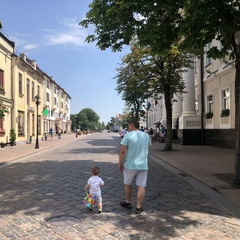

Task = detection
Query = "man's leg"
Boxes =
[125,184,132,203]
[136,186,145,209]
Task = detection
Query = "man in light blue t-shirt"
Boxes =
[119,120,151,214]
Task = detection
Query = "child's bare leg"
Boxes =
[98,202,102,210]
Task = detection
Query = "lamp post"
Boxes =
[35,94,40,149]
[233,30,240,187]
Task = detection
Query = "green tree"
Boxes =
[77,108,100,131]
[79,0,182,53]
[70,114,79,131]
[115,42,151,121]
[115,40,190,150]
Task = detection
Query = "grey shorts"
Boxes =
[90,193,102,204]
[123,169,148,187]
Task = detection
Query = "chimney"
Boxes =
[20,53,26,61]
[30,60,36,70]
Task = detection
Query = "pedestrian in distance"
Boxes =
[85,167,104,214]
[58,128,61,140]
[49,127,53,141]
[118,120,151,214]
[120,129,127,138]
[149,128,154,143]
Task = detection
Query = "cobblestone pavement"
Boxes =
[0,132,240,240]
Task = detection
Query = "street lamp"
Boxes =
[35,94,40,149]
[233,30,240,187]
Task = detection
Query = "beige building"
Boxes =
[11,53,45,144]
[195,39,235,148]
[147,41,236,148]
[0,31,72,145]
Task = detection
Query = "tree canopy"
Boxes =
[115,40,190,150]
[79,0,183,53]
[72,108,101,131]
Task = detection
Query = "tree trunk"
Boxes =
[233,44,240,188]
[164,86,173,151]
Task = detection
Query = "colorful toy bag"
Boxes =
[83,191,96,209]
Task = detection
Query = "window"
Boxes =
[46,80,50,89]
[19,73,22,94]
[46,92,50,102]
[32,81,34,100]
[32,114,35,135]
[27,79,30,105]
[205,43,212,66]
[54,86,57,94]
[18,111,24,135]
[0,69,4,89]
[61,92,63,98]
[37,115,41,134]
[61,102,63,108]
[54,97,57,106]
[207,95,213,112]
[222,89,230,110]
[37,85,40,96]
[0,118,3,129]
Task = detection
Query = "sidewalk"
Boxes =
[1,133,240,207]
[0,133,84,164]
[149,142,240,206]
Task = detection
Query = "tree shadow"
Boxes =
[0,136,234,239]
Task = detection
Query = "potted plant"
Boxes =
[9,128,16,146]
[0,142,5,148]
[221,109,230,117]
[206,112,213,119]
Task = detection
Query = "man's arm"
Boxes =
[119,145,127,171]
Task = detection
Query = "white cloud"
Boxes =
[44,17,92,47]
[24,44,38,50]
[12,17,93,52]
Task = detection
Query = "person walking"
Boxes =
[58,128,61,140]
[49,127,53,141]
[118,120,151,214]
[85,167,104,214]
[149,128,154,143]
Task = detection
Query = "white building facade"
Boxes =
[147,42,235,149]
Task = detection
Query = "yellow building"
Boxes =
[0,32,14,144]
[0,30,71,145]
[11,53,44,144]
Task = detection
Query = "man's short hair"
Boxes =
[129,120,139,129]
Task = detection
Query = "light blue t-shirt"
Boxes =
[120,130,151,170]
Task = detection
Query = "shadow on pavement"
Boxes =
[0,133,235,239]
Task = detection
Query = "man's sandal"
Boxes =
[120,201,132,209]
[135,207,144,214]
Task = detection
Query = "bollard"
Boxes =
[45,133,47,141]
[30,136,32,144]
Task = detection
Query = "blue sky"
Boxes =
[1,0,130,124]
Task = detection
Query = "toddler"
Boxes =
[85,167,104,213]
